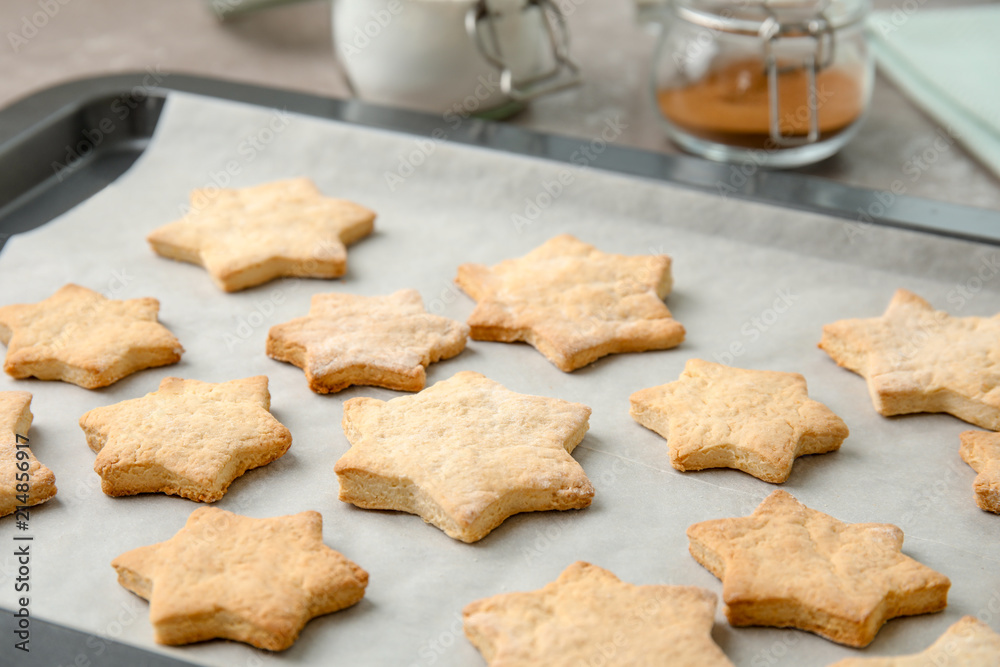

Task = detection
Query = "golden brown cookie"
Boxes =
[0,391,55,517]
[147,178,375,292]
[463,561,733,666]
[828,616,1000,666]
[266,289,468,393]
[335,371,593,542]
[820,289,1000,429]
[687,490,950,647]
[79,376,291,502]
[630,359,849,483]
[455,234,685,372]
[112,507,368,650]
[0,284,183,389]
[959,431,1000,514]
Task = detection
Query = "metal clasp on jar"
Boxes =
[759,7,836,147]
[465,0,582,102]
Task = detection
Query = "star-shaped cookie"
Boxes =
[112,507,368,650]
[147,178,375,292]
[334,371,593,542]
[828,616,1000,666]
[79,376,291,502]
[0,284,183,389]
[820,289,1000,429]
[463,561,734,666]
[267,289,469,393]
[687,490,951,647]
[455,234,685,372]
[959,430,1000,514]
[630,359,849,483]
[1,391,56,517]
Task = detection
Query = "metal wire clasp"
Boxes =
[465,0,581,102]
[759,6,835,147]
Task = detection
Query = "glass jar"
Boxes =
[651,0,873,167]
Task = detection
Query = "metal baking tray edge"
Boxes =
[0,73,998,667]
[1,72,999,257]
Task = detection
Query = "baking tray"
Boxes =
[2,72,1000,254]
[0,74,999,667]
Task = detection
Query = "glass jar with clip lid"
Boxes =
[333,0,581,119]
[651,0,873,167]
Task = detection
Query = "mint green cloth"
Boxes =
[868,5,1000,180]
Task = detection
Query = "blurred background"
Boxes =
[1,0,996,209]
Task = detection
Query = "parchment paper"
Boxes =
[1,92,998,666]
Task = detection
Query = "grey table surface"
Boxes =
[0,0,998,208]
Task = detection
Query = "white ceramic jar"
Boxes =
[332,0,580,118]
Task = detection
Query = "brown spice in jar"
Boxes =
[657,57,865,148]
